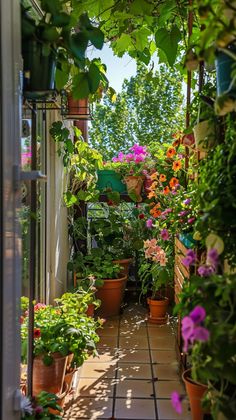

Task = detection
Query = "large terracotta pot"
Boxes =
[124,176,144,202]
[66,95,90,120]
[182,369,208,420]
[147,297,169,324]
[113,258,133,277]
[33,352,68,395]
[96,276,127,317]
[86,303,95,317]
[49,382,69,415]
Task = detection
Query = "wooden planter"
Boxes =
[33,352,68,395]
[96,276,127,317]
[147,297,169,324]
[182,369,208,420]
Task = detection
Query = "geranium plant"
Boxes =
[21,391,62,419]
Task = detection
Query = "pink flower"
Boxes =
[187,217,195,224]
[138,213,145,219]
[192,326,210,342]
[189,306,206,323]
[171,391,183,414]
[161,228,169,241]
[182,305,210,353]
[182,249,196,267]
[206,248,219,266]
[130,144,147,155]
[134,154,145,163]
[146,219,153,228]
[126,153,135,162]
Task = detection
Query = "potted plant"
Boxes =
[139,238,173,324]
[68,248,127,317]
[21,294,102,395]
[20,391,63,419]
[21,2,105,98]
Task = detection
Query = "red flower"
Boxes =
[138,213,145,219]
[20,316,24,324]
[34,328,41,339]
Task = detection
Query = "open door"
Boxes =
[0,0,21,418]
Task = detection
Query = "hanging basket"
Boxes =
[216,44,236,98]
[96,170,127,193]
[22,39,57,99]
[193,120,215,152]
[124,175,145,202]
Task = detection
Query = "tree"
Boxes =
[88,64,185,159]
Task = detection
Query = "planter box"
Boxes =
[96,170,127,193]
[216,45,236,98]
[178,232,196,249]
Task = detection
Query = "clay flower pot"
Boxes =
[147,297,169,324]
[96,276,127,317]
[124,176,145,202]
[33,352,68,395]
[113,258,133,277]
[86,303,95,317]
[182,369,208,420]
[49,381,69,415]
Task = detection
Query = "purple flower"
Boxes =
[190,306,206,323]
[171,391,183,414]
[182,316,194,340]
[112,157,119,162]
[207,248,219,266]
[187,217,195,224]
[146,219,153,228]
[183,198,191,205]
[178,210,188,217]
[182,249,197,267]
[192,326,210,343]
[197,265,215,277]
[161,228,169,240]
[34,406,43,414]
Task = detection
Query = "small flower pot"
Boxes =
[182,369,208,420]
[64,95,90,120]
[113,258,133,278]
[33,352,68,395]
[96,276,127,317]
[147,297,169,324]
[124,175,145,202]
[216,44,236,98]
[97,170,127,193]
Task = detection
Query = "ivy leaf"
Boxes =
[88,63,101,93]
[64,192,78,207]
[69,32,88,60]
[129,0,154,15]
[133,28,151,51]
[114,34,132,54]
[72,72,90,99]
[86,27,104,50]
[155,25,181,67]
[55,68,69,90]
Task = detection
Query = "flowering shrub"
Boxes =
[21,391,62,419]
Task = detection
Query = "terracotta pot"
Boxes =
[124,176,144,202]
[182,369,208,420]
[86,303,95,317]
[96,276,127,317]
[33,352,68,395]
[113,258,133,277]
[49,381,69,415]
[64,368,77,391]
[66,353,74,372]
[66,95,89,120]
[147,297,169,324]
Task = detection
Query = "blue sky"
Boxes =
[88,44,137,92]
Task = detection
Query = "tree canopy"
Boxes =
[88,64,185,159]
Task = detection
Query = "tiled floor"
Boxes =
[63,304,191,420]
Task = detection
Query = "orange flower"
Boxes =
[150,205,162,218]
[163,186,170,195]
[169,177,179,189]
[166,147,176,158]
[150,172,158,180]
[149,202,156,207]
[172,160,182,171]
[148,191,156,199]
[159,174,166,182]
[149,181,158,190]
[172,139,180,147]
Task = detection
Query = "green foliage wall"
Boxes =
[88,64,185,159]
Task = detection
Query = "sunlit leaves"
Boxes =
[155,26,182,67]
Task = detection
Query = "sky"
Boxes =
[88,44,138,92]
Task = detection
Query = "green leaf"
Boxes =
[72,72,90,99]
[133,28,151,51]
[52,12,71,27]
[155,25,181,66]
[129,0,154,15]
[55,68,69,90]
[114,34,132,54]
[86,27,104,50]
[69,32,88,60]
[88,63,101,93]
[64,192,78,207]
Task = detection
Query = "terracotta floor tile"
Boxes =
[117,363,152,380]
[119,335,149,350]
[154,380,185,398]
[76,377,117,398]
[117,349,150,363]
[119,326,147,336]
[86,350,118,364]
[102,319,120,328]
[148,325,173,336]
[149,336,175,350]
[116,379,154,398]
[67,397,113,419]
[97,336,118,349]
[80,362,117,379]
[157,399,191,419]
[99,327,119,336]
[114,398,156,419]
[153,363,180,380]
[151,350,177,364]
